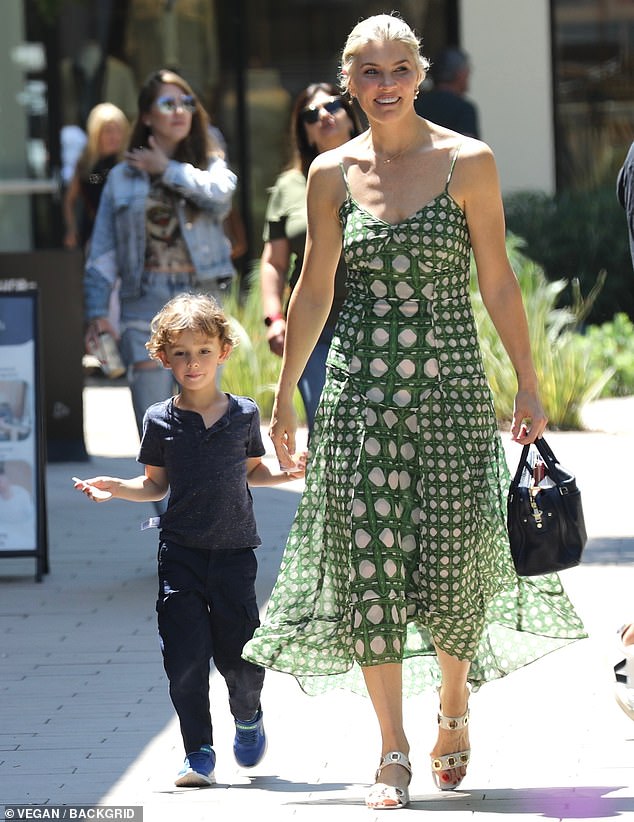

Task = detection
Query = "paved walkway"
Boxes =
[1,386,633,820]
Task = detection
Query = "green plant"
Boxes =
[577,313,634,398]
[220,269,305,423]
[503,187,633,324]
[471,236,610,429]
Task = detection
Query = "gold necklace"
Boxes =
[377,134,418,164]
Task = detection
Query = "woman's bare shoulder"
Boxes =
[311,133,368,174]
[456,134,494,163]
[447,135,500,205]
[306,140,366,210]
[425,122,493,160]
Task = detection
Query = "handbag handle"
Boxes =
[510,435,567,488]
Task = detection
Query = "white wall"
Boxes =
[460,0,555,195]
[0,0,31,250]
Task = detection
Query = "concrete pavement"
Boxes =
[1,384,633,821]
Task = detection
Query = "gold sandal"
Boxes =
[366,751,412,810]
[431,704,470,791]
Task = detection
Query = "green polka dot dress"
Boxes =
[243,155,586,696]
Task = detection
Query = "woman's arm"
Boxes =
[457,142,547,443]
[126,137,236,216]
[224,206,248,259]
[260,237,291,356]
[84,173,118,342]
[63,172,81,249]
[162,156,237,215]
[270,155,345,466]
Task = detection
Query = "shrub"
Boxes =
[471,236,610,429]
[220,269,306,423]
[578,312,634,398]
[503,187,633,324]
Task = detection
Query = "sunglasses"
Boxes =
[300,97,345,125]
[154,94,197,114]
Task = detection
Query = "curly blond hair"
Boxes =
[146,294,236,359]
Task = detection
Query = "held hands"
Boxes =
[125,136,169,176]
[510,389,548,444]
[283,450,308,480]
[72,476,116,502]
[269,396,300,472]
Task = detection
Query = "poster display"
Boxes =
[0,284,47,579]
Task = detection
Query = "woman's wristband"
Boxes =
[264,312,285,327]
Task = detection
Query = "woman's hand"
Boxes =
[269,395,299,471]
[84,317,117,353]
[266,317,286,357]
[125,136,169,176]
[510,389,548,444]
[285,449,308,479]
[63,228,79,249]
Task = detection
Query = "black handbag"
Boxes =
[507,436,587,576]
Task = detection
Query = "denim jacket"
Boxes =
[84,156,237,319]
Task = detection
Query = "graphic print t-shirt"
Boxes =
[144,178,193,271]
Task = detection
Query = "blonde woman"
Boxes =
[63,102,130,251]
[244,13,586,810]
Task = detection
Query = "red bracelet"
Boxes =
[264,312,285,327]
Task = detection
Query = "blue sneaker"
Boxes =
[174,744,216,787]
[233,708,267,767]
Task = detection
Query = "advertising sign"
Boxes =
[0,284,47,580]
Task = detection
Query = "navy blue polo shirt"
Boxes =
[138,394,266,550]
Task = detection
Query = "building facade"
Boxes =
[0,0,632,258]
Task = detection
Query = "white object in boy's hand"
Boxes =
[71,476,112,501]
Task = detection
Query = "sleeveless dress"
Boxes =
[243,152,586,696]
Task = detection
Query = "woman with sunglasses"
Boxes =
[260,82,361,433]
[84,69,237,436]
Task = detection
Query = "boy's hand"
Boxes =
[284,450,308,479]
[72,476,114,502]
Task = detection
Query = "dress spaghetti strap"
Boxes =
[445,143,463,191]
[339,161,351,195]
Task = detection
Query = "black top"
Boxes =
[139,393,266,550]
[415,90,480,139]
[78,154,118,246]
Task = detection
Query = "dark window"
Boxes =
[552,0,634,191]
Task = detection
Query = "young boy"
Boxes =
[74,294,306,787]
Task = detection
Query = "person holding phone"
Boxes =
[84,69,237,436]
